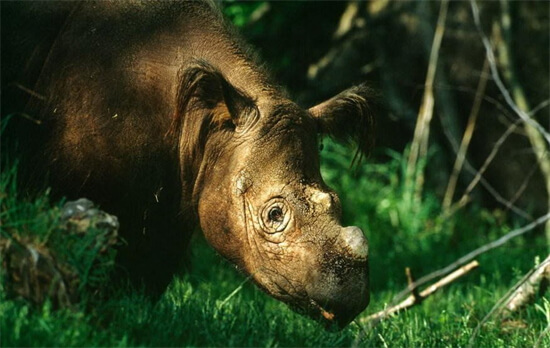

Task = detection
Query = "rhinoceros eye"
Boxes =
[260,199,291,234]
[268,207,284,222]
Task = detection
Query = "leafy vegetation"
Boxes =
[2,140,549,346]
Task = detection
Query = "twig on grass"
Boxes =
[361,260,479,324]
[504,258,550,313]
[405,267,421,302]
[217,274,254,309]
[353,199,549,346]
[386,213,550,313]
[468,254,550,347]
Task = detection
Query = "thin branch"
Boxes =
[333,1,361,40]
[435,84,536,220]
[405,267,421,302]
[405,0,449,202]
[246,2,270,27]
[13,83,46,101]
[438,19,536,219]
[504,260,550,313]
[494,0,550,237]
[504,160,542,215]
[8,112,43,125]
[443,58,490,211]
[460,161,531,219]
[433,83,537,124]
[453,118,521,207]
[440,117,532,219]
[361,260,479,324]
[218,274,254,309]
[529,99,550,118]
[470,0,550,145]
[417,0,449,162]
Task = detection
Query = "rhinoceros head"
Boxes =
[175,60,374,329]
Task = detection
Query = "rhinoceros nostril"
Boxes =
[341,226,368,260]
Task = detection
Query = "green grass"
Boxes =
[1,141,549,347]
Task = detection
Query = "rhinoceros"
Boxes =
[1,0,374,328]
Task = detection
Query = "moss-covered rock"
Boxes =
[1,198,119,308]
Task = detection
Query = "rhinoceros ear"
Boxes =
[173,60,257,190]
[175,60,258,131]
[308,84,376,161]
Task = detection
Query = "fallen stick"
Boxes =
[468,254,550,347]
[389,213,550,308]
[504,258,550,313]
[361,260,479,323]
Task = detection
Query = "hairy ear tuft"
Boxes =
[175,60,256,129]
[309,84,376,164]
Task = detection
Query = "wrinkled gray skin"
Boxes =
[198,100,371,327]
[3,1,373,328]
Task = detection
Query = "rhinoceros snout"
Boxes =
[304,227,370,329]
[308,260,370,329]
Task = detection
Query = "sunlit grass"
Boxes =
[1,142,548,347]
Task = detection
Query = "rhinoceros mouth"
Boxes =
[277,295,340,330]
[310,299,335,321]
[248,275,360,331]
[255,278,336,327]
[296,298,350,331]
[295,290,369,330]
